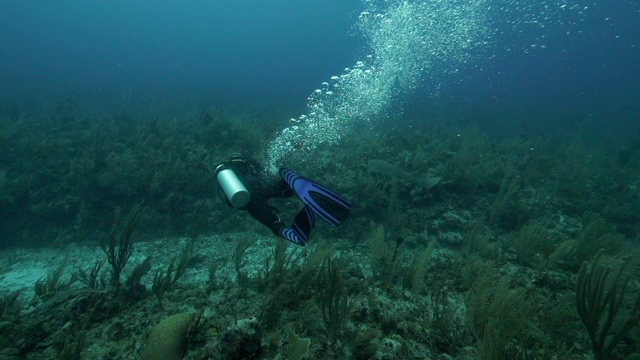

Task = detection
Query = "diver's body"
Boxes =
[215,154,351,246]
[218,156,294,237]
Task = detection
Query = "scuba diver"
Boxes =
[214,154,352,246]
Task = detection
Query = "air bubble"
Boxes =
[265,0,491,174]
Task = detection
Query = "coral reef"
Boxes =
[0,101,639,359]
[141,312,194,360]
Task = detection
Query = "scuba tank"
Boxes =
[214,164,250,208]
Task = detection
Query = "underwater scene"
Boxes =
[1,0,639,359]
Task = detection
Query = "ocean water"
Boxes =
[2,1,638,131]
[1,1,640,359]
[264,0,640,171]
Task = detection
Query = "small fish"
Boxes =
[367,159,441,189]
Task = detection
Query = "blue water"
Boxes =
[456,1,640,134]
[1,0,638,133]
[0,0,360,106]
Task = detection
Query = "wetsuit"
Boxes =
[216,155,352,245]
[219,157,293,236]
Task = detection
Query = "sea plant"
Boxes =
[462,223,499,261]
[576,250,640,359]
[294,243,333,294]
[100,201,144,291]
[57,332,85,360]
[152,239,194,305]
[258,240,296,291]
[488,167,520,226]
[445,127,498,194]
[572,212,627,269]
[402,240,435,292]
[466,277,539,359]
[34,262,76,298]
[75,260,107,290]
[233,234,253,287]
[314,257,349,346]
[510,217,550,266]
[430,281,461,353]
[207,259,222,293]
[370,225,402,287]
[0,290,25,320]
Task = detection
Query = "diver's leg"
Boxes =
[262,178,294,199]
[243,200,285,235]
[243,200,311,246]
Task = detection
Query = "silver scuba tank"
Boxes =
[215,164,250,208]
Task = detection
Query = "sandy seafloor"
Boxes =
[0,233,329,298]
[0,232,389,359]
[1,237,195,299]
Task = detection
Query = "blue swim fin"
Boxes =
[280,205,316,246]
[280,168,352,227]
[280,228,306,246]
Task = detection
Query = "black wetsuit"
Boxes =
[219,157,294,236]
